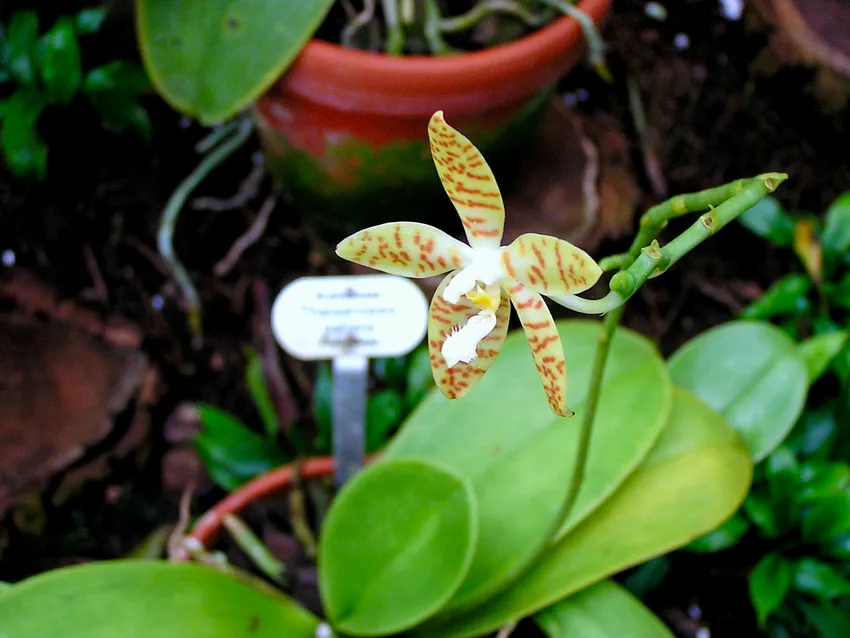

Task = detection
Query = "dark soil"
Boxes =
[1,0,848,635]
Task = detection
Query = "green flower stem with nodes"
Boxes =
[157,114,253,343]
[548,172,788,534]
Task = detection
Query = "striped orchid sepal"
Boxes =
[336,111,602,417]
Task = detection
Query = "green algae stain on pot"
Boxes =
[256,90,552,237]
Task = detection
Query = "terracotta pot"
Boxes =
[254,0,613,233]
[191,456,339,547]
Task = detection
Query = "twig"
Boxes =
[340,0,377,48]
[252,278,298,431]
[423,0,457,54]
[439,0,543,32]
[495,621,517,638]
[213,194,276,277]
[83,244,109,302]
[627,74,668,199]
[222,514,286,584]
[539,0,612,82]
[157,114,253,342]
[288,464,318,558]
[192,152,265,212]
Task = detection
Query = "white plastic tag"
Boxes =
[271,275,428,360]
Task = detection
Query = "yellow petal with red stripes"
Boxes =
[336,222,472,277]
[427,272,511,400]
[501,233,602,297]
[428,111,505,249]
[505,281,572,417]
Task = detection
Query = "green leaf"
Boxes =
[40,17,82,104]
[365,389,404,452]
[313,363,332,453]
[417,388,752,638]
[0,560,319,637]
[743,489,782,538]
[136,0,336,124]
[798,462,850,504]
[687,512,750,553]
[318,458,477,636]
[622,557,671,598]
[827,273,850,310]
[4,11,40,85]
[385,320,672,613]
[786,402,840,460]
[799,332,848,385]
[750,553,792,626]
[799,600,850,638]
[372,355,407,389]
[404,344,434,411]
[821,193,850,259]
[738,196,795,246]
[244,346,280,438]
[792,558,850,599]
[0,89,47,179]
[194,404,288,490]
[84,61,151,138]
[740,274,811,321]
[534,580,675,638]
[75,8,108,35]
[802,491,850,543]
[824,532,850,560]
[668,321,809,461]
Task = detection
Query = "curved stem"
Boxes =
[539,0,612,82]
[553,304,624,534]
[438,0,542,33]
[157,115,253,343]
[549,289,625,315]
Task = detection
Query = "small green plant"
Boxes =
[0,7,150,179]
[194,344,434,490]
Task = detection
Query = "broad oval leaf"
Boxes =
[318,458,477,636]
[417,389,752,638]
[687,512,750,553]
[385,320,671,613]
[801,491,850,543]
[799,332,848,385]
[193,404,289,490]
[750,553,792,626]
[792,558,850,599]
[40,16,82,104]
[136,0,335,124]
[822,193,850,259]
[0,560,319,637]
[668,321,808,461]
[738,195,795,246]
[534,580,674,638]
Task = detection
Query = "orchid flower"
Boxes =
[336,111,602,416]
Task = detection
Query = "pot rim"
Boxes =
[191,456,376,547]
[265,0,612,116]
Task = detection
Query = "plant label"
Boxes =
[271,275,428,361]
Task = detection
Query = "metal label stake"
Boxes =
[271,275,427,487]
[331,354,368,487]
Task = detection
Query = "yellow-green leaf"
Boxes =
[418,389,752,637]
[0,560,319,637]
